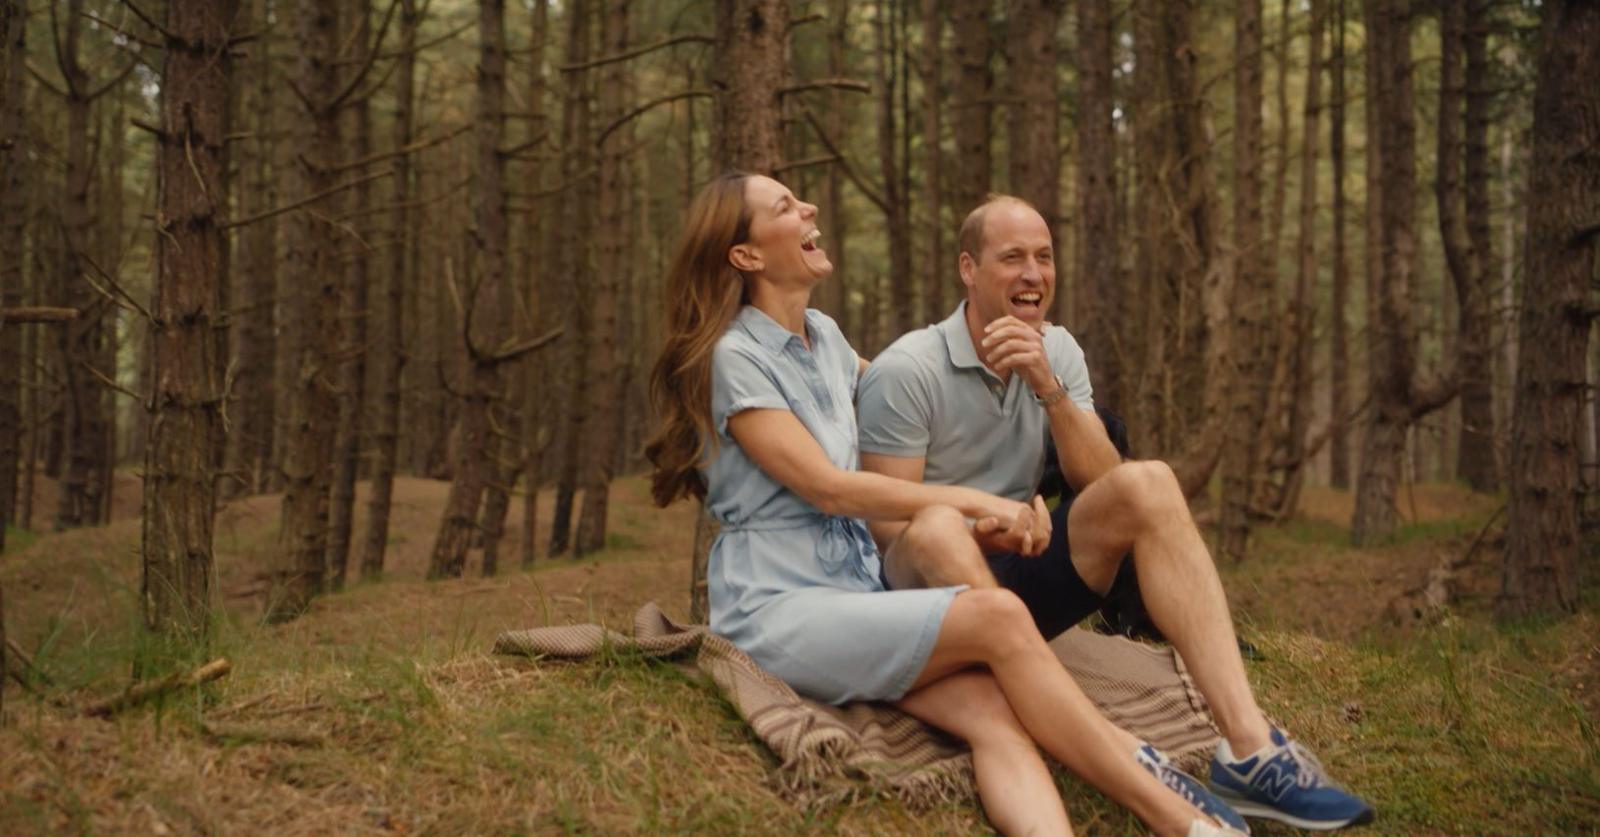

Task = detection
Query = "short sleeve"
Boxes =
[1049,328,1096,411]
[856,350,934,457]
[711,342,790,438]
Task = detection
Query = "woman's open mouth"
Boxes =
[801,228,822,252]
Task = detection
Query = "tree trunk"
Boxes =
[328,0,374,591]
[822,0,852,332]
[949,0,991,214]
[1006,0,1062,298]
[1259,0,1323,520]
[1351,0,1455,544]
[142,0,236,638]
[225,0,278,499]
[1328,0,1351,489]
[548,0,593,557]
[1074,0,1120,412]
[55,0,110,531]
[871,0,913,338]
[0,0,25,548]
[429,0,512,579]
[574,0,632,557]
[519,0,550,570]
[1456,0,1497,491]
[919,0,943,325]
[1218,0,1271,561]
[1499,0,1597,619]
[713,0,788,174]
[269,0,343,620]
[360,0,420,581]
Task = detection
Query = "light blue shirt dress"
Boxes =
[705,306,965,705]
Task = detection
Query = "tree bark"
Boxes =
[919,0,943,325]
[1074,0,1120,412]
[429,0,512,579]
[713,0,788,173]
[361,0,420,581]
[575,0,632,557]
[142,0,236,638]
[1500,0,1597,619]
[269,0,343,620]
[871,0,913,338]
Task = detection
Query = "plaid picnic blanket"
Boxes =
[495,602,1219,806]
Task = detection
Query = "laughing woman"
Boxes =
[645,172,1247,837]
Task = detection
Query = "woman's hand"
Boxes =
[971,494,1052,557]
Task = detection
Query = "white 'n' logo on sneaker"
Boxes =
[1251,763,1297,801]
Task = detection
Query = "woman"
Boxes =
[646,172,1246,837]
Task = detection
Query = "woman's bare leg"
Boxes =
[898,669,1072,836]
[913,587,1205,837]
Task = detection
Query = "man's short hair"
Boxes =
[958,193,1042,263]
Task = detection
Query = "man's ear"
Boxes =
[729,243,762,273]
[958,251,977,289]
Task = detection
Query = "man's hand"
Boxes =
[972,494,1052,557]
[980,316,1058,396]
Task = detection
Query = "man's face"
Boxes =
[960,202,1055,329]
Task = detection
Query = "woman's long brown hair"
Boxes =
[645,172,753,507]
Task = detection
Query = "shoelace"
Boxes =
[1281,739,1330,790]
[1143,750,1209,808]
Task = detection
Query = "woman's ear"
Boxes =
[728,243,762,273]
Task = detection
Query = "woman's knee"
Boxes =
[950,588,1038,659]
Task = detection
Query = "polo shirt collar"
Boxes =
[735,304,812,354]
[938,301,986,370]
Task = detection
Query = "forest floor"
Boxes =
[1,473,1596,835]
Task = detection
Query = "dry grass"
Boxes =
[2,475,1595,834]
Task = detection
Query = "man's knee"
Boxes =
[1101,460,1184,526]
[889,505,990,588]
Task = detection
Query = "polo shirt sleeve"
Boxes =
[1049,328,1096,411]
[856,350,934,457]
[711,341,790,439]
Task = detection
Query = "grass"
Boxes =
[2,476,1596,834]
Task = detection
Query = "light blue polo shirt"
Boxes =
[856,302,1095,503]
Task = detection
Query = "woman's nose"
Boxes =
[800,201,817,218]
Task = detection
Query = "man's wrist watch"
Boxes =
[1034,375,1069,408]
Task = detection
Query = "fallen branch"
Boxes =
[200,720,326,747]
[83,658,232,718]
[1,307,79,324]
[5,636,53,686]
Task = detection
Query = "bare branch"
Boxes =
[81,11,162,50]
[596,89,713,147]
[1,307,80,324]
[377,19,469,59]
[222,168,393,230]
[118,0,181,45]
[499,130,551,160]
[327,0,402,111]
[484,328,564,367]
[84,658,232,718]
[800,106,889,213]
[773,154,840,174]
[81,359,143,401]
[86,60,138,101]
[332,124,469,174]
[559,33,711,73]
[79,249,155,322]
[780,77,871,96]
[25,59,68,98]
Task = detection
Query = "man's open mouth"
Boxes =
[1010,291,1042,309]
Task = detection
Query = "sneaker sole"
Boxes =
[1209,786,1376,831]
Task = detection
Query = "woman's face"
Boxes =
[732,175,832,284]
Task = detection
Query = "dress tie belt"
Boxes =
[720,514,882,588]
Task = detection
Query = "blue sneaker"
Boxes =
[1208,729,1375,830]
[1136,743,1251,834]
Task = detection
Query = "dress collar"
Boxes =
[735,304,813,354]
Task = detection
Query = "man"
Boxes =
[856,194,1374,831]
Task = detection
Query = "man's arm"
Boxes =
[982,318,1120,490]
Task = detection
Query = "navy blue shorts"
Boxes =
[985,499,1138,640]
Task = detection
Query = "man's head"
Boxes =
[957,195,1055,329]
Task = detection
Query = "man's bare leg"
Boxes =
[1066,461,1273,756]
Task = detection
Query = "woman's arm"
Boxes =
[727,408,1050,555]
